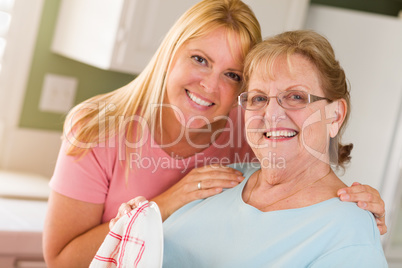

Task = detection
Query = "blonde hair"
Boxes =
[64,0,262,157]
[243,30,352,169]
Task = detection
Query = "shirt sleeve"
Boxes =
[49,140,112,204]
[309,245,388,268]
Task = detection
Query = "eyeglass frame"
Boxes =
[238,90,332,111]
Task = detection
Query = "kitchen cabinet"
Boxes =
[51,0,309,74]
[0,171,49,268]
[51,0,199,74]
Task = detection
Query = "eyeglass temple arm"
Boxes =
[309,94,332,103]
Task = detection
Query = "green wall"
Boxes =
[19,0,402,131]
[19,0,135,131]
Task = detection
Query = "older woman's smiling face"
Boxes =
[244,54,335,168]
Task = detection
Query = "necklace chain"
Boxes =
[246,169,332,210]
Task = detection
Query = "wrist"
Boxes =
[150,196,175,222]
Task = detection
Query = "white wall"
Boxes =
[305,5,402,191]
[305,4,402,256]
[0,0,61,178]
[244,0,309,37]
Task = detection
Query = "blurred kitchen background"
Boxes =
[0,0,401,267]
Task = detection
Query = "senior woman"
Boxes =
[161,30,387,267]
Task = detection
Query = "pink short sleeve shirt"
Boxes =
[50,107,256,222]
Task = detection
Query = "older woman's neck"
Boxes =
[246,162,338,211]
[259,161,332,187]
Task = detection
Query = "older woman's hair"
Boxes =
[64,0,262,156]
[243,30,353,169]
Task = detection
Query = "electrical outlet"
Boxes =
[39,73,78,113]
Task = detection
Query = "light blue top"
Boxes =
[163,163,387,268]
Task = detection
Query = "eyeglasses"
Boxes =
[238,90,331,111]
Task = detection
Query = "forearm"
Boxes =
[150,165,242,221]
[44,222,109,268]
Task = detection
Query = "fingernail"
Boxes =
[358,202,367,208]
[340,194,350,201]
[238,176,244,181]
[338,189,346,195]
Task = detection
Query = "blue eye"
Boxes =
[251,95,268,104]
[284,91,308,102]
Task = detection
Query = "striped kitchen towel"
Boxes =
[90,201,163,268]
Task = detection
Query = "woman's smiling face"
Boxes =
[245,54,335,168]
[165,27,244,129]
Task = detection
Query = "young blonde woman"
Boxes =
[43,0,386,267]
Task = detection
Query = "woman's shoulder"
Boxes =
[323,198,380,243]
[309,198,385,264]
[330,198,374,220]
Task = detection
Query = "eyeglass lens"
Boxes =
[240,91,310,110]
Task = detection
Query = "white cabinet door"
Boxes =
[51,0,126,70]
[52,0,309,74]
[52,0,198,74]
[109,0,199,74]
